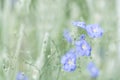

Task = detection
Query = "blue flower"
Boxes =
[16,72,28,80]
[87,62,99,78]
[86,24,103,38]
[72,21,86,29]
[75,35,91,56]
[63,29,72,43]
[61,50,76,72]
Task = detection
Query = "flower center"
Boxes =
[82,44,87,50]
[93,28,97,33]
[68,59,74,66]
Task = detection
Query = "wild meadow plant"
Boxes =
[0,0,120,80]
[61,21,103,78]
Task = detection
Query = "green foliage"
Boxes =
[0,0,119,80]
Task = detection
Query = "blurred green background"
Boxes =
[0,0,120,80]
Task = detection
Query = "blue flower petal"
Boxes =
[16,72,28,80]
[87,62,99,78]
[63,29,72,43]
[72,21,86,29]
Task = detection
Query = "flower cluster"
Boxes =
[61,21,103,77]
